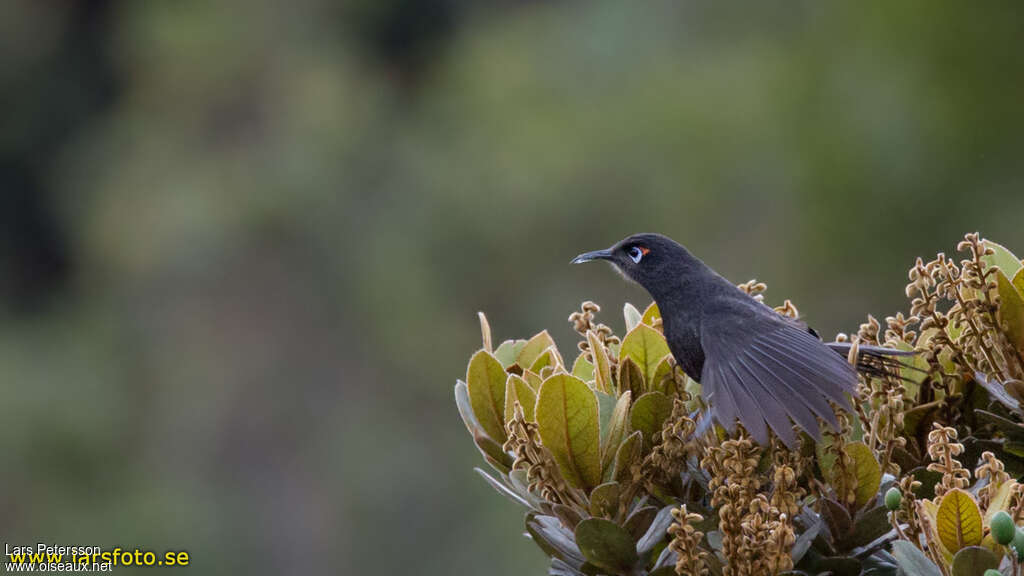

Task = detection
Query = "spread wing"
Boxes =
[700,310,857,448]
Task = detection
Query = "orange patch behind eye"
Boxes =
[639,246,651,255]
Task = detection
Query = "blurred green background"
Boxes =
[2,1,1024,574]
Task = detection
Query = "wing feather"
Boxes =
[701,317,858,447]
[734,354,799,446]
[723,362,769,444]
[760,330,855,409]
[740,350,822,439]
[748,342,840,429]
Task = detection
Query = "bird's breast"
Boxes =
[661,311,705,381]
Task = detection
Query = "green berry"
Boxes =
[1013,527,1024,561]
[884,487,902,511]
[991,510,1015,545]
[984,570,1002,576]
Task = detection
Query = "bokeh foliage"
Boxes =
[3,1,1024,575]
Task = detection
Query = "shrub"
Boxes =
[455,233,1024,576]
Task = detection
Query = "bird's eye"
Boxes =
[628,246,646,263]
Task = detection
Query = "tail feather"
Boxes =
[824,341,922,380]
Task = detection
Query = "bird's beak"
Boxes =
[571,248,613,264]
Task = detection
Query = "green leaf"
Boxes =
[504,373,537,422]
[536,373,603,490]
[587,330,614,395]
[613,431,643,485]
[982,239,1023,276]
[937,488,983,552]
[1014,267,1024,296]
[571,353,595,382]
[809,556,862,576]
[588,481,621,518]
[596,390,616,446]
[493,339,527,368]
[624,303,643,332]
[820,497,852,540]
[846,441,882,509]
[816,436,837,478]
[517,330,559,369]
[601,391,631,475]
[474,434,512,474]
[848,505,891,548]
[617,357,644,397]
[976,410,1024,443]
[892,340,929,400]
[620,324,672,385]
[950,546,999,576]
[892,540,943,576]
[996,269,1024,356]
[641,302,661,327]
[623,505,658,541]
[574,518,639,573]
[466,350,509,443]
[630,391,673,445]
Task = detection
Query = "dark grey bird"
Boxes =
[572,232,911,447]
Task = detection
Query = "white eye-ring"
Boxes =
[628,246,645,263]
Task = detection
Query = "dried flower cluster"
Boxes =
[668,505,708,576]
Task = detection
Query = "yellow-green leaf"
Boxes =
[847,441,882,509]
[620,324,672,385]
[536,373,603,490]
[588,330,614,394]
[517,330,559,368]
[641,302,661,327]
[937,488,983,552]
[1014,267,1024,296]
[467,350,509,443]
[530,347,558,373]
[630,391,673,445]
[504,374,537,423]
[996,269,1024,355]
[589,481,621,518]
[684,377,702,413]
[601,391,632,474]
[522,370,542,392]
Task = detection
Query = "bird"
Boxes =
[571,232,912,448]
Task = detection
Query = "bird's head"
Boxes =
[571,233,694,295]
